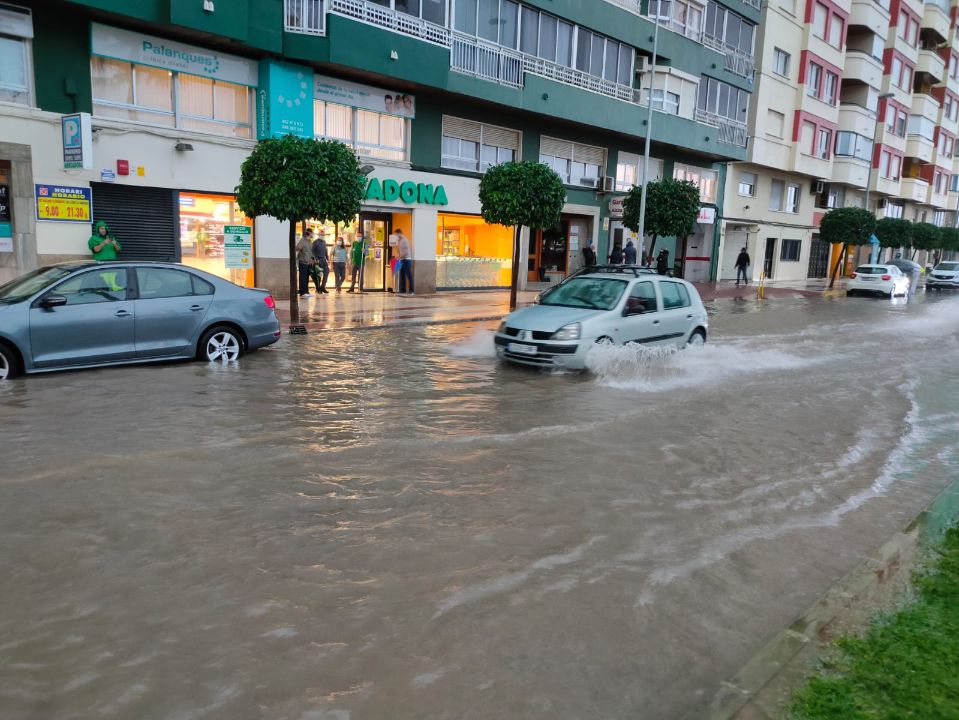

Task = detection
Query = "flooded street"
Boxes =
[2,293,959,720]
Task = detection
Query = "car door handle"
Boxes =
[189,305,203,311]
[687,314,693,318]
[115,310,131,318]
[652,320,660,325]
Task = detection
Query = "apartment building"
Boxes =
[719,0,959,284]
[0,0,756,295]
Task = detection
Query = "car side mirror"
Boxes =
[40,294,67,309]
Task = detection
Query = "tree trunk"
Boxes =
[645,234,658,268]
[288,219,300,325]
[509,224,522,311]
[828,242,848,289]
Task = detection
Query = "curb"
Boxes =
[697,476,959,720]
[277,314,503,334]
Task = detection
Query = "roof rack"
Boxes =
[577,264,657,278]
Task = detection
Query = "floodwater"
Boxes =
[2,292,959,720]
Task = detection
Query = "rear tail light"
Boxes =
[850,273,857,279]
[264,295,276,310]
[881,274,891,281]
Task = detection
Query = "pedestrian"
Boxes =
[582,242,597,268]
[608,242,624,265]
[311,231,330,294]
[295,230,314,298]
[624,240,638,265]
[348,232,367,293]
[332,237,348,292]
[656,249,670,276]
[396,228,414,295]
[88,220,121,261]
[735,246,750,286]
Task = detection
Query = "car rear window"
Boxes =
[855,266,886,275]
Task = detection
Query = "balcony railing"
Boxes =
[450,33,523,88]
[702,33,755,79]
[330,0,451,46]
[604,0,644,15]
[924,0,950,14]
[522,55,641,103]
[286,0,325,35]
[741,0,761,9]
[696,109,749,147]
[650,14,703,44]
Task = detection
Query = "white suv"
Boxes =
[927,261,959,290]
[494,269,708,369]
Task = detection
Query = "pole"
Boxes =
[638,13,660,265]
[509,224,521,311]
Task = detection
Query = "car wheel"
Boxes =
[687,329,706,347]
[595,336,614,346]
[199,326,244,363]
[0,343,19,380]
[846,290,855,297]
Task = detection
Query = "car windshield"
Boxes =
[936,262,959,271]
[855,266,887,275]
[539,277,627,310]
[0,266,78,304]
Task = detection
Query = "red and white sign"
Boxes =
[608,197,625,218]
[697,206,716,224]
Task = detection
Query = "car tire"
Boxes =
[595,336,614,346]
[846,290,855,297]
[0,343,20,380]
[198,325,244,363]
[687,329,706,347]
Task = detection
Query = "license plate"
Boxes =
[507,342,537,355]
[862,276,876,281]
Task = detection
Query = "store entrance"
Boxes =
[359,212,392,291]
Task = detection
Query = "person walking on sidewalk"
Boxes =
[311,231,330,294]
[624,240,637,265]
[656,249,670,276]
[332,237,348,292]
[396,228,414,295]
[608,242,624,265]
[735,247,751,286]
[295,230,314,298]
[348,233,367,293]
[582,242,597,268]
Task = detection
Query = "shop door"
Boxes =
[528,231,541,282]
[807,236,830,278]
[90,183,177,261]
[360,212,391,291]
[763,238,777,279]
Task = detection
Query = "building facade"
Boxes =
[719,0,959,284]
[0,0,755,294]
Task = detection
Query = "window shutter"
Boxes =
[91,183,177,262]
[573,142,606,166]
[442,116,482,142]
[540,136,574,159]
[481,124,520,152]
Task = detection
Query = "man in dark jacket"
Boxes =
[656,249,670,275]
[735,247,750,286]
[582,242,597,268]
[624,240,637,265]
[608,243,624,265]
[311,230,330,294]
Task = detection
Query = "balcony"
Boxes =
[832,157,870,188]
[330,0,450,45]
[650,14,703,44]
[917,48,946,83]
[702,34,755,79]
[912,92,941,121]
[843,50,884,89]
[838,103,877,137]
[900,176,931,202]
[286,0,325,34]
[907,135,935,162]
[450,34,522,88]
[922,2,951,43]
[874,175,901,197]
[604,0,644,15]
[741,0,761,9]
[850,0,891,33]
[930,187,950,208]
[695,109,748,147]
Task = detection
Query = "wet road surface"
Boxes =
[2,293,959,720]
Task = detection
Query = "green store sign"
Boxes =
[365,178,448,206]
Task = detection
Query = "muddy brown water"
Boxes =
[2,293,958,720]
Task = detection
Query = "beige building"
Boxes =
[720,0,959,283]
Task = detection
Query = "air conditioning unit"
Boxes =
[602,176,616,192]
[812,179,826,194]
[635,56,650,74]
[579,177,600,189]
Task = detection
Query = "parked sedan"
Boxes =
[926,261,959,290]
[0,262,281,379]
[494,269,708,369]
[846,264,911,298]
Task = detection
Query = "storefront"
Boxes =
[178,192,254,288]
[436,212,512,289]
[527,214,594,283]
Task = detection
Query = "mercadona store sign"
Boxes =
[364,178,448,206]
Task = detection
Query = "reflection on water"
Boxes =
[1,295,959,720]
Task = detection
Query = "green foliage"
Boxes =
[819,207,875,247]
[622,177,701,239]
[873,217,913,249]
[790,527,959,720]
[939,227,959,253]
[911,222,942,253]
[235,135,365,223]
[479,161,566,230]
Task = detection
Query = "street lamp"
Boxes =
[865,92,894,264]
[637,12,661,265]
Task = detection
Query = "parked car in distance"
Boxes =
[846,264,911,298]
[495,268,708,370]
[0,262,281,380]
[926,261,959,290]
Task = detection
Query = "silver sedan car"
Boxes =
[0,262,281,379]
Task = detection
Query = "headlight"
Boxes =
[552,322,581,341]
[533,294,541,304]
[497,321,507,334]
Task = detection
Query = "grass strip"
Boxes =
[790,526,959,720]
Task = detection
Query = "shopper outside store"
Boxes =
[332,238,348,292]
[88,220,121,261]
[348,233,366,293]
[396,228,414,295]
[311,231,330,294]
[295,231,314,298]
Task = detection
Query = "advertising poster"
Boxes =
[223,225,253,269]
[35,184,92,223]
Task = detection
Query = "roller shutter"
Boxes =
[90,183,178,262]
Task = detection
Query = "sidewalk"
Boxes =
[273,280,835,332]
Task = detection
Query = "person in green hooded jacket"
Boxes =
[88,220,121,261]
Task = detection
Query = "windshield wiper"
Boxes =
[568,295,601,309]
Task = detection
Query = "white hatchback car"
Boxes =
[846,264,911,298]
[926,261,959,290]
[494,269,708,369]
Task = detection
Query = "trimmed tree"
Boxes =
[938,227,959,256]
[622,177,701,273]
[874,217,913,251]
[910,222,941,262]
[820,207,875,288]
[479,161,566,310]
[235,135,366,326]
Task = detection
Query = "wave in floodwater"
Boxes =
[448,328,497,358]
